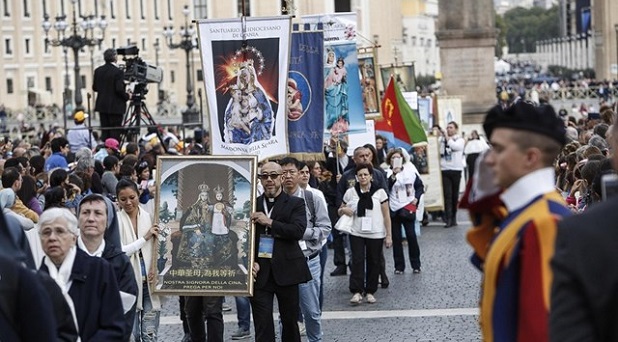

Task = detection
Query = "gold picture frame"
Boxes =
[152,155,258,296]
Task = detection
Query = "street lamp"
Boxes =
[42,0,107,113]
[163,5,199,123]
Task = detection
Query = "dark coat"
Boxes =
[550,196,618,341]
[93,62,129,115]
[102,243,137,341]
[41,249,125,342]
[0,255,57,342]
[253,192,312,288]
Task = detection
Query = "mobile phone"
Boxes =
[601,173,618,201]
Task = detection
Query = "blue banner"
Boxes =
[287,30,325,156]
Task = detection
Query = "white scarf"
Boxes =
[44,246,81,341]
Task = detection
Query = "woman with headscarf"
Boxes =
[116,179,161,341]
[0,188,35,231]
[338,163,392,304]
[38,207,125,341]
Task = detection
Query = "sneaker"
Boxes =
[350,292,363,305]
[222,303,232,312]
[231,328,251,340]
[413,268,421,274]
[366,293,376,304]
[298,322,306,336]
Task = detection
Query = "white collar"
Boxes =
[77,236,105,257]
[500,167,556,212]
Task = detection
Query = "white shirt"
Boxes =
[500,167,556,213]
[77,237,106,257]
[440,135,465,171]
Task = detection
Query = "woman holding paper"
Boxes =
[338,163,391,305]
[385,148,424,275]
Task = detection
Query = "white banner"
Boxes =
[196,16,292,160]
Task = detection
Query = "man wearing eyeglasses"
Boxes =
[280,157,331,342]
[250,161,312,342]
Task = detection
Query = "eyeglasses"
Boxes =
[258,173,281,180]
[39,227,71,238]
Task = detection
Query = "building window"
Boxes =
[420,37,424,46]
[411,36,416,46]
[171,70,175,83]
[334,0,351,12]
[110,0,115,19]
[4,39,12,55]
[23,0,30,17]
[6,79,13,94]
[25,38,30,54]
[237,0,250,16]
[141,38,146,51]
[427,39,432,47]
[45,77,52,92]
[81,75,86,89]
[194,0,208,19]
[167,0,172,20]
[3,0,10,17]
[112,38,116,47]
[27,76,34,89]
[197,69,203,81]
[140,0,145,19]
[125,0,131,19]
[154,0,159,19]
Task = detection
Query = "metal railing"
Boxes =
[523,85,618,101]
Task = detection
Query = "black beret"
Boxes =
[483,101,566,146]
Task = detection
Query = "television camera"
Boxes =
[116,45,163,89]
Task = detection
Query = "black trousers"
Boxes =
[331,226,347,267]
[441,170,462,225]
[466,153,480,181]
[184,296,224,342]
[250,279,301,342]
[349,235,383,295]
[390,212,421,271]
[99,112,124,141]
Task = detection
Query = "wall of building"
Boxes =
[593,0,618,80]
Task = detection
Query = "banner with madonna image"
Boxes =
[196,16,292,161]
[301,13,367,138]
[287,27,325,159]
[152,156,258,296]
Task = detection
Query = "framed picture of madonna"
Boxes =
[151,155,258,296]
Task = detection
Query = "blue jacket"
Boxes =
[44,152,68,172]
[41,249,125,341]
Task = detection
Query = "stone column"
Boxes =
[436,0,496,123]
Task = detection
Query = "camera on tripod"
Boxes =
[117,45,163,87]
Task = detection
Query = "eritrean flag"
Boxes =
[374,76,427,149]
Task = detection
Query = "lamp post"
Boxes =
[163,5,199,123]
[42,0,107,113]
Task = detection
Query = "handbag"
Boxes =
[397,202,417,220]
[334,214,354,234]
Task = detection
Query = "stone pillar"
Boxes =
[436,0,496,123]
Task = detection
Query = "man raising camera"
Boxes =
[93,48,130,141]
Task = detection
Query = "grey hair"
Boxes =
[76,157,95,172]
[38,208,79,236]
[75,147,93,161]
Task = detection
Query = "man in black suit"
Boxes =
[93,48,130,141]
[550,124,618,341]
[250,161,312,342]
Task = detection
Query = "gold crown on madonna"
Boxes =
[198,183,210,193]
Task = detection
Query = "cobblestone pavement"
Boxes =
[158,210,482,341]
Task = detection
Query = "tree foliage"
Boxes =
[495,12,507,57]
[500,5,560,54]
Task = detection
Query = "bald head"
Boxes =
[259,162,283,198]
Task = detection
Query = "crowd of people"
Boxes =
[4,67,618,341]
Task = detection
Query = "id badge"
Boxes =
[298,240,307,251]
[361,210,373,232]
[258,235,274,258]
